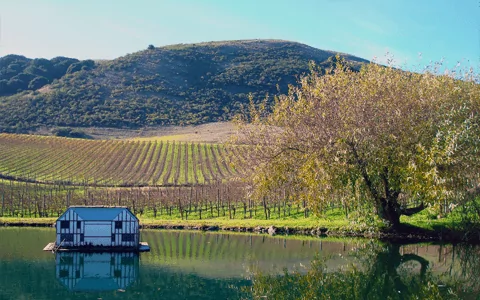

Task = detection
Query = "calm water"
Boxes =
[0,228,478,299]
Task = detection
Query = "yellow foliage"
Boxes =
[234,60,480,224]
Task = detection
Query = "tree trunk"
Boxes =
[377,198,401,228]
[377,197,425,229]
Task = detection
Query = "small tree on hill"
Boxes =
[233,61,480,228]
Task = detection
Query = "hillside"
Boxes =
[35,121,236,142]
[0,40,368,133]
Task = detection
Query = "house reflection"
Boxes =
[56,252,139,291]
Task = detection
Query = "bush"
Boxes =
[52,127,92,139]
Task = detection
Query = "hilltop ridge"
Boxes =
[0,39,368,133]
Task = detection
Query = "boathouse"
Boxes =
[55,206,140,250]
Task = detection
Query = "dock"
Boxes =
[43,242,150,252]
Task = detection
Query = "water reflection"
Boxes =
[56,252,139,292]
[139,230,356,278]
[0,228,479,299]
[249,242,480,300]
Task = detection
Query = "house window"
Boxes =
[115,221,123,229]
[122,234,135,242]
[60,221,69,229]
[75,270,80,279]
[77,221,81,229]
[60,233,73,242]
[80,234,84,242]
[59,269,69,278]
[111,234,115,242]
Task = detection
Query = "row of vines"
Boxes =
[0,134,247,186]
[0,179,313,220]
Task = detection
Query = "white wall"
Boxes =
[56,208,140,248]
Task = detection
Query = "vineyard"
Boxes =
[0,179,314,220]
[0,134,245,186]
[0,134,330,220]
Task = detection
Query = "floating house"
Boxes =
[44,206,149,252]
[56,252,139,291]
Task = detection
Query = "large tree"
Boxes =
[233,61,480,228]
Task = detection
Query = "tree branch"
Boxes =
[347,141,379,201]
[400,202,425,216]
[400,254,429,278]
[381,166,390,199]
[268,147,305,160]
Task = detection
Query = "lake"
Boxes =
[0,228,478,299]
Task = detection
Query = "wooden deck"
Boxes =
[43,242,56,251]
[43,242,150,252]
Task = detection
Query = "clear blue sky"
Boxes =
[1,0,479,69]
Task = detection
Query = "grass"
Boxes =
[0,206,464,235]
[0,215,348,233]
[140,216,347,229]
[400,208,467,231]
[0,207,347,230]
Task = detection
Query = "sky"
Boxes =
[0,0,479,70]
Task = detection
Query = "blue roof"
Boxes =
[65,207,136,221]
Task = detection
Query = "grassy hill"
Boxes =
[0,40,368,133]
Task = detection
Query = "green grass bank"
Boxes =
[1,210,478,243]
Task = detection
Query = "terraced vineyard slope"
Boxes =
[0,134,242,186]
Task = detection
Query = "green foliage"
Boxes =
[0,40,367,132]
[51,127,92,139]
[27,76,49,90]
[65,59,95,74]
[0,54,81,96]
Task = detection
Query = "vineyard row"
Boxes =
[0,180,315,220]
[0,134,247,187]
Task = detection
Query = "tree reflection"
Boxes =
[447,244,480,299]
[248,242,474,300]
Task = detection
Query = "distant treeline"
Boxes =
[0,55,94,96]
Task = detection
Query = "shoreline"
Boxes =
[1,218,479,244]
